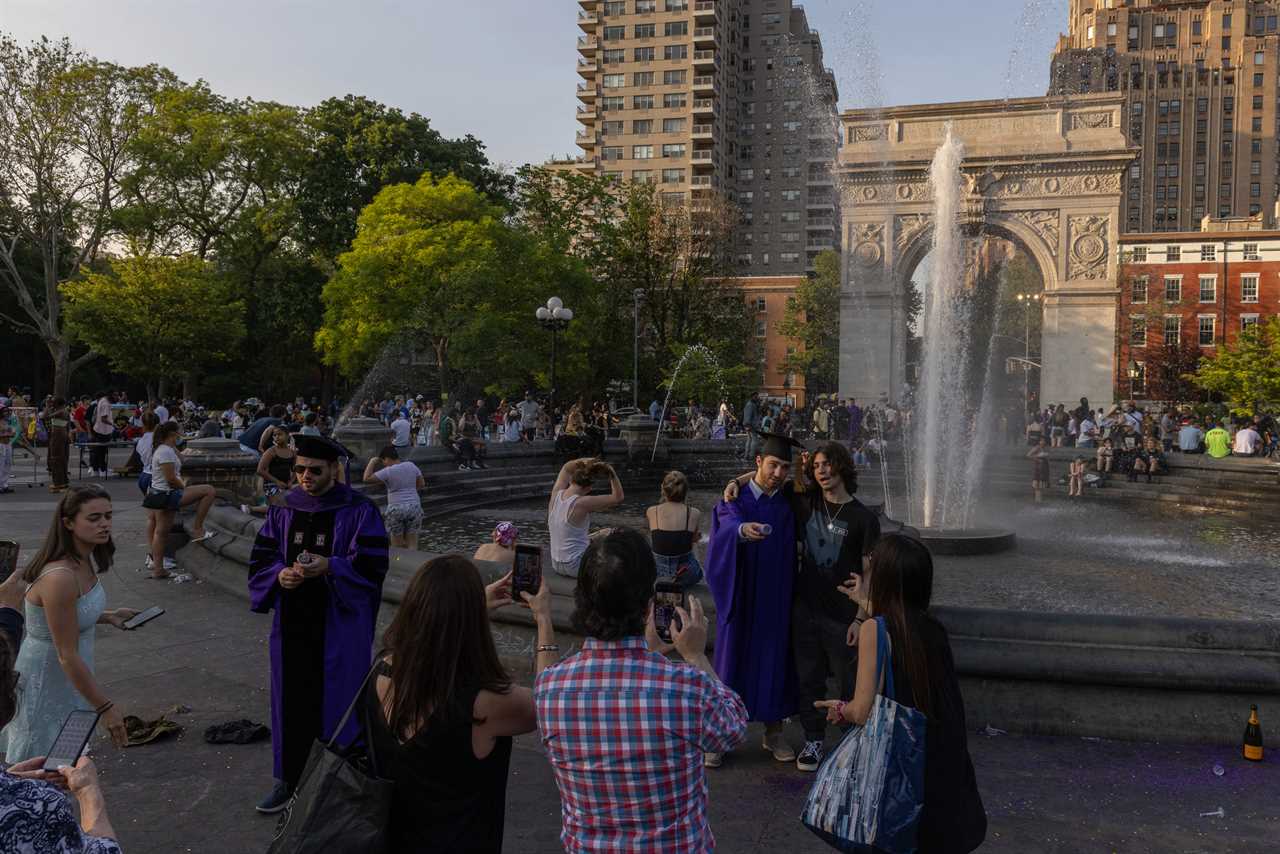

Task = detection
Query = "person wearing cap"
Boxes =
[703,430,802,767]
[474,521,519,566]
[248,433,390,815]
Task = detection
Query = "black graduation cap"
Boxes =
[754,429,804,462]
[293,434,345,462]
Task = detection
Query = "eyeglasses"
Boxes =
[292,464,327,476]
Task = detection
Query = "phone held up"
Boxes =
[653,578,686,644]
[123,606,165,630]
[512,544,543,603]
[43,709,102,772]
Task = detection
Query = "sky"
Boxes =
[1,0,1065,170]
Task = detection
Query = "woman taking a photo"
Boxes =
[822,534,986,854]
[145,422,217,578]
[645,470,704,590]
[255,427,296,506]
[364,556,555,853]
[1,486,139,763]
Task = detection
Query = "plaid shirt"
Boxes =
[535,636,748,853]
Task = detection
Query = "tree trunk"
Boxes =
[182,374,195,402]
[48,338,73,401]
[157,377,168,400]
[434,338,450,405]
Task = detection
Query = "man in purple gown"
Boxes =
[704,432,801,767]
[248,434,389,813]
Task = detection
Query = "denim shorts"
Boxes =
[137,473,152,496]
[653,552,705,590]
[144,488,183,511]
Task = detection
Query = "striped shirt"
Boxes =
[534,636,748,853]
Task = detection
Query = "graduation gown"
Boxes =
[705,484,798,722]
[248,482,389,787]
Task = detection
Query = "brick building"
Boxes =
[738,275,806,405]
[1116,218,1280,399]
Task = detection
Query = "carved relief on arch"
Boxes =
[894,213,932,256]
[1007,210,1061,260]
[1067,215,1110,281]
[851,223,885,268]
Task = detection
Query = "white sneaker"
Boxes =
[762,729,796,762]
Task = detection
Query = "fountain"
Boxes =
[906,124,1015,555]
[651,344,726,462]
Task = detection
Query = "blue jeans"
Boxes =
[653,552,704,589]
[137,473,152,496]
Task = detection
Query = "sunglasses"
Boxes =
[292,464,327,476]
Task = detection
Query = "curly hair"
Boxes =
[806,441,859,494]
[571,528,657,641]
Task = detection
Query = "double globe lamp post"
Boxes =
[535,296,574,412]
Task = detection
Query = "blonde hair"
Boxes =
[661,470,688,502]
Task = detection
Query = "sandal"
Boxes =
[146,571,173,580]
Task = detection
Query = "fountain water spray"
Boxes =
[652,344,725,462]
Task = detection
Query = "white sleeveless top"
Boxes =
[549,490,590,566]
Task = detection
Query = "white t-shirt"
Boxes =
[150,444,182,491]
[1233,428,1260,455]
[375,461,421,507]
[390,417,411,447]
[93,397,114,436]
[154,404,170,423]
[137,432,157,475]
[517,399,540,424]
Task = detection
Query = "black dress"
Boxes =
[888,616,987,854]
[364,663,513,853]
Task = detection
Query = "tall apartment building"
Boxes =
[573,0,840,276]
[1048,0,1280,234]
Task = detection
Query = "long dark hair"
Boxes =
[21,485,115,582]
[806,441,858,494]
[379,555,510,739]
[867,533,935,717]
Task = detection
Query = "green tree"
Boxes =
[0,35,176,396]
[61,254,245,397]
[316,173,506,394]
[776,249,840,394]
[1193,317,1280,416]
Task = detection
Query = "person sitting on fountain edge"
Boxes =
[722,440,881,771]
[703,430,803,768]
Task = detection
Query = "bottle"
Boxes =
[1243,705,1263,762]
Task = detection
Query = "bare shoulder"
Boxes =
[26,563,78,604]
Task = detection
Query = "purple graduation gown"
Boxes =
[705,485,798,722]
[249,482,388,786]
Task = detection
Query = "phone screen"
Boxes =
[0,540,18,585]
[654,582,685,643]
[43,709,102,772]
[123,605,165,630]
[512,545,542,601]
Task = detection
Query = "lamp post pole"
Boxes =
[632,289,644,411]
[536,297,574,414]
[1015,292,1041,415]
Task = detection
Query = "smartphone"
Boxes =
[43,709,102,772]
[512,544,543,602]
[123,605,165,630]
[0,540,18,585]
[654,579,686,644]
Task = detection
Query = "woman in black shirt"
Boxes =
[365,556,557,853]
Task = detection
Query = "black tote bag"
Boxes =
[268,661,393,854]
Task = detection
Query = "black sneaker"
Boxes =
[797,740,824,772]
[255,781,292,814]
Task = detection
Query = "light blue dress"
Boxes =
[1,569,107,764]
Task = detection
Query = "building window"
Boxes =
[1130,361,1146,396]
[601,96,624,112]
[1198,315,1216,345]
[634,46,655,61]
[604,1,626,15]
[1200,244,1216,261]
[662,117,685,133]
[664,0,687,11]
[754,297,767,312]
[632,119,653,134]
[634,23,655,38]
[662,92,686,108]
[1241,275,1259,303]
[604,25,626,41]
[603,48,625,64]
[661,143,686,158]
[1256,51,1266,66]
[632,145,653,159]
[602,171,623,183]
[780,252,801,263]
[664,44,687,60]
[663,21,688,37]
[604,74,626,88]
[1241,314,1260,331]
[632,169,656,184]
[755,320,767,337]
[1164,315,1181,345]
[1130,246,1148,262]
[1164,276,1182,302]
[661,168,684,184]
[1199,275,1216,302]
[635,0,656,11]
[662,70,687,85]
[1130,315,1147,347]
[631,71,654,86]
[1243,242,1260,260]
[633,95,654,109]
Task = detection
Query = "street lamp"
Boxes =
[633,289,645,411]
[1014,292,1042,414]
[536,296,574,411]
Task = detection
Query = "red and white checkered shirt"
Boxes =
[535,636,748,853]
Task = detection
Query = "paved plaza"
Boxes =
[1,460,1277,853]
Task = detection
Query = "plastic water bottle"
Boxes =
[759,524,773,536]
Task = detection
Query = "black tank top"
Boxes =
[364,661,513,853]
[267,450,294,485]
[651,505,696,556]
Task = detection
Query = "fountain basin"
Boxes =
[916,527,1017,556]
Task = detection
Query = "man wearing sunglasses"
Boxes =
[247,434,390,815]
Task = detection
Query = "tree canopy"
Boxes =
[1193,317,1280,416]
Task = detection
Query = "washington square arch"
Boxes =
[836,93,1139,409]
